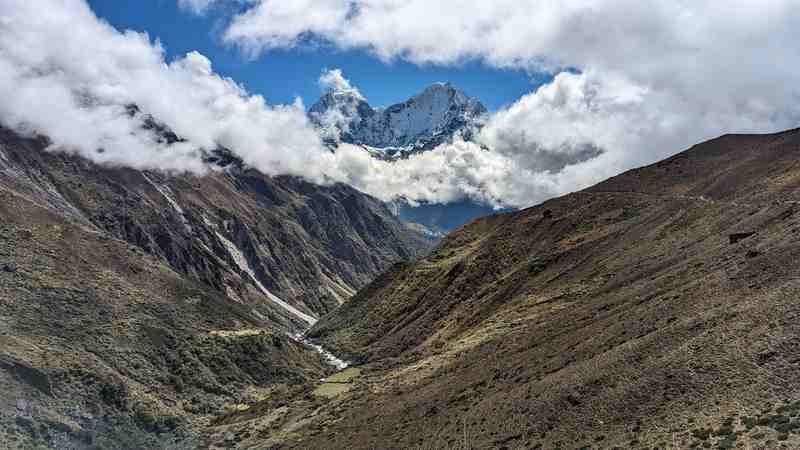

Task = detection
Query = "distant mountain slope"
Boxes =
[309,82,486,155]
[391,199,508,234]
[277,128,800,448]
[0,126,434,448]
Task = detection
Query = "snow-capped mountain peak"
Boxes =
[309,82,487,156]
[308,88,373,144]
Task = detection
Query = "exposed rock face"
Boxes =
[279,128,800,448]
[309,82,487,156]
[0,127,433,326]
[0,126,434,448]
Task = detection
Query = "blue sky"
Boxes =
[5,0,796,211]
[86,0,542,111]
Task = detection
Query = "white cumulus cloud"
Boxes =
[0,0,341,181]
[319,68,363,99]
[210,0,800,207]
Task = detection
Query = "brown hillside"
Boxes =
[285,129,800,449]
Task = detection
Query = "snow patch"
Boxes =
[143,173,192,233]
[215,230,317,325]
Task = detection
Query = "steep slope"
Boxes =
[285,128,800,448]
[0,127,434,449]
[0,127,433,325]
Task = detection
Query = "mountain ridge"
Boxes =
[309,81,487,157]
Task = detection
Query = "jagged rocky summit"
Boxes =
[309,82,487,159]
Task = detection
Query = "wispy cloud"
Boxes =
[0,0,337,181]
[176,0,218,14]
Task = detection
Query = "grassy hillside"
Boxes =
[280,128,800,449]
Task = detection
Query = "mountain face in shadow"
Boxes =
[392,199,509,235]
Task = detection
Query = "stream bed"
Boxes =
[289,332,350,371]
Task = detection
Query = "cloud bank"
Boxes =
[215,0,800,207]
[0,0,340,181]
[2,0,800,210]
